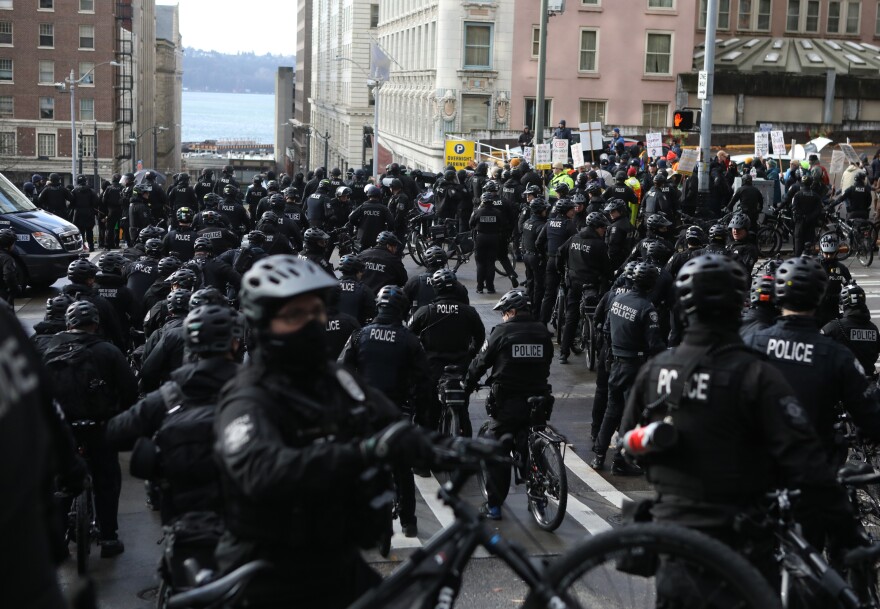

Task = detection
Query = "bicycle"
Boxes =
[59,419,100,575]
[494,239,519,278]
[477,396,569,531]
[837,214,876,267]
[755,209,795,257]
[437,365,471,440]
[577,291,600,371]
[550,283,566,345]
[168,438,779,609]
[405,211,437,266]
[330,227,361,257]
[837,410,880,540]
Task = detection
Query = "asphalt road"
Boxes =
[13,241,880,608]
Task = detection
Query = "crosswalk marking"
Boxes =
[390,519,422,549]
[561,494,613,535]
[563,447,633,509]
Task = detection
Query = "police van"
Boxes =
[0,172,84,289]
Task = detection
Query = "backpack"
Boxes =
[44,338,116,420]
[231,245,257,274]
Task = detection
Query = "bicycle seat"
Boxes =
[167,560,273,609]
[443,365,463,375]
[527,396,548,406]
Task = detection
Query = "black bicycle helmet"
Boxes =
[365,185,383,199]
[623,260,639,281]
[189,287,227,309]
[645,240,672,264]
[603,199,628,216]
[529,198,550,214]
[631,262,660,292]
[646,213,672,231]
[480,191,496,204]
[493,289,530,313]
[375,285,409,314]
[586,183,602,195]
[819,232,839,254]
[429,268,457,293]
[685,225,706,245]
[177,207,194,223]
[336,186,352,199]
[202,193,221,208]
[169,268,198,290]
[166,289,193,316]
[728,213,751,231]
[653,173,667,185]
[266,180,279,191]
[65,300,99,329]
[138,225,164,244]
[482,181,499,194]
[774,256,828,312]
[67,259,98,283]
[524,184,542,197]
[750,273,776,307]
[145,238,164,258]
[201,210,221,226]
[376,231,401,247]
[554,199,576,214]
[193,237,213,254]
[615,170,627,182]
[708,223,728,243]
[586,212,609,228]
[840,282,867,309]
[45,294,74,322]
[284,186,301,200]
[338,254,364,276]
[240,255,337,325]
[304,228,330,247]
[268,193,286,209]
[570,193,587,207]
[97,251,127,275]
[554,183,571,197]
[184,304,240,354]
[259,211,280,225]
[223,183,239,197]
[157,256,183,276]
[676,254,748,317]
[0,228,15,248]
[423,246,449,270]
[246,230,266,246]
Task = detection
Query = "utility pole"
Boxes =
[323,131,330,171]
[372,83,381,182]
[92,121,98,188]
[698,0,719,195]
[534,0,550,145]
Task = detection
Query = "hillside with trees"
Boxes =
[183,48,296,94]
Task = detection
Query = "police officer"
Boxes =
[640,173,678,227]
[822,282,880,377]
[521,198,549,312]
[253,186,279,221]
[388,179,413,243]
[591,262,665,473]
[217,230,268,276]
[605,199,635,271]
[70,175,100,251]
[101,174,124,249]
[36,172,73,217]
[124,241,163,301]
[727,213,760,276]
[324,286,361,360]
[194,193,231,230]
[605,170,639,216]
[337,255,377,324]
[126,186,154,244]
[620,254,860,579]
[306,179,333,230]
[465,289,553,520]
[558,212,612,363]
[665,226,705,278]
[163,207,198,261]
[791,175,823,256]
[167,172,198,220]
[139,289,193,393]
[143,268,197,336]
[257,211,297,256]
[701,223,729,255]
[197,210,240,256]
[816,232,852,326]
[404,246,468,312]
[31,294,74,356]
[740,272,778,340]
[726,173,763,228]
[358,231,408,293]
[213,164,239,195]
[95,251,141,345]
[536,198,578,323]
[744,256,880,462]
[408,268,486,434]
[469,191,503,294]
[348,185,394,251]
[62,259,126,350]
[300,228,336,277]
[835,171,872,220]
[340,285,433,536]
[194,169,215,202]
[185,237,242,294]
[0,229,20,308]
[625,213,674,266]
[245,174,268,215]
[219,184,252,236]
[42,300,138,557]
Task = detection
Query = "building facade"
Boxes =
[376,0,516,171]
[309,0,378,174]
[0,0,121,185]
[292,0,312,174]
[510,0,697,139]
[275,66,294,174]
[155,3,182,174]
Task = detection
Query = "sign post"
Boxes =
[577,121,603,164]
[697,70,708,100]
[444,140,475,170]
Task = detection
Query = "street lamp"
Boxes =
[335,56,382,182]
[57,60,121,183]
[128,125,168,173]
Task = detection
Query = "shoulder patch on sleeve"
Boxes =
[649,311,659,323]
[779,396,810,431]
[222,414,254,455]
[336,368,366,402]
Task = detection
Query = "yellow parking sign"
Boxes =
[445,140,475,170]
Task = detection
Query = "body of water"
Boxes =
[182,91,275,144]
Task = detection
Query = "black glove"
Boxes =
[360,421,433,467]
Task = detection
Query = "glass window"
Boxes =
[738,0,753,27]
[581,0,600,4]
[648,0,673,7]
[876,1,880,35]
[79,98,94,121]
[0,1,12,9]
[0,132,14,155]
[786,0,801,30]
[39,23,53,47]
[699,0,731,29]
[645,32,672,74]
[463,23,491,68]
[79,0,93,11]
[38,60,53,84]
[0,58,11,81]
[757,0,772,30]
[643,103,669,129]
[81,133,95,157]
[79,25,94,49]
[580,100,606,124]
[79,61,94,85]
[39,97,53,119]
[579,29,598,71]
[524,98,552,131]
[0,95,12,117]
[0,21,11,45]
[738,0,772,30]
[532,26,540,58]
[828,0,841,31]
[38,0,52,8]
[37,133,55,157]
[845,1,860,33]
[370,4,378,28]
[805,0,819,31]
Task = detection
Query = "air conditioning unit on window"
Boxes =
[548,0,566,14]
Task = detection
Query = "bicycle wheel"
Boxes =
[554,289,565,345]
[836,227,853,261]
[407,230,426,266]
[756,226,782,257]
[855,223,875,267]
[495,242,518,277]
[531,523,781,609]
[583,317,596,371]
[439,404,461,440]
[74,488,91,574]
[477,421,491,502]
[528,437,567,531]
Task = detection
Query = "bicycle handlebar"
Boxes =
[167,560,274,609]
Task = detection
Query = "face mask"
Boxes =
[260,319,327,376]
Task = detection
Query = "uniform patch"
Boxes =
[336,368,366,402]
[649,311,659,323]
[222,414,254,454]
[780,396,809,431]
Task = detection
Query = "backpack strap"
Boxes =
[159,380,187,413]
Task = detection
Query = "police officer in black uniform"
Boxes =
[625,213,674,265]
[726,173,764,228]
[167,172,198,220]
[470,191,504,294]
[219,184,252,236]
[408,268,485,434]
[143,268,196,336]
[727,213,760,276]
[488,182,520,288]
[62,259,126,350]
[337,255,377,324]
[388,179,413,243]
[822,282,880,377]
[213,165,239,195]
[245,175,268,216]
[591,262,665,473]
[606,171,639,214]
[620,254,861,585]
[124,242,163,301]
[95,251,141,346]
[0,229,20,308]
[341,285,433,537]
[31,294,74,356]
[185,237,242,293]
[558,212,612,363]
[465,289,553,520]
[194,169,215,202]
[605,199,635,271]
[740,271,778,340]
[358,231,408,293]
[299,228,336,277]
[521,198,549,313]
[164,207,199,261]
[404,246,468,312]
[834,171,872,220]
[536,198,577,323]
[700,223,729,255]
[36,172,73,217]
[306,180,333,230]
[816,232,852,327]
[257,211,297,256]
[790,175,823,256]
[348,185,394,251]
[101,174,124,249]
[139,289,193,393]
[194,193,231,230]
[324,285,361,360]
[744,256,880,463]
[665,226,705,278]
[197,211,240,256]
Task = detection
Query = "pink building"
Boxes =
[511,0,698,138]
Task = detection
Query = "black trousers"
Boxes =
[474,232,499,291]
[540,257,561,324]
[593,357,643,457]
[495,232,517,281]
[561,282,599,357]
[77,221,95,251]
[105,209,122,248]
[793,215,819,256]
[591,341,611,442]
[60,430,121,541]
[482,397,531,508]
[523,253,545,311]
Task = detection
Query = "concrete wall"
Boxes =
[275,67,294,172]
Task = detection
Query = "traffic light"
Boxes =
[673,110,695,131]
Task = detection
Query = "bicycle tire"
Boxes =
[756,226,782,257]
[156,578,171,609]
[583,317,596,371]
[439,405,462,440]
[530,523,781,609]
[494,242,518,277]
[477,421,491,502]
[554,289,565,345]
[854,222,875,267]
[528,437,567,532]
[407,230,426,267]
[74,488,90,575]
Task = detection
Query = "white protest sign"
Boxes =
[829,149,846,175]
[770,131,786,157]
[646,132,664,159]
[578,122,604,151]
[571,143,585,169]
[754,132,769,158]
[551,138,569,165]
[838,143,861,164]
[522,147,534,165]
[677,149,699,176]
[535,143,552,170]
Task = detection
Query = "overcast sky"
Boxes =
[158,0,298,56]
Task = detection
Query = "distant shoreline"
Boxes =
[183,90,274,95]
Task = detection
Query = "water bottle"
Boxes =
[621,421,677,456]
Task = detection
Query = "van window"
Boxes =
[0,173,37,213]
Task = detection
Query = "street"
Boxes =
[11,246,880,608]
